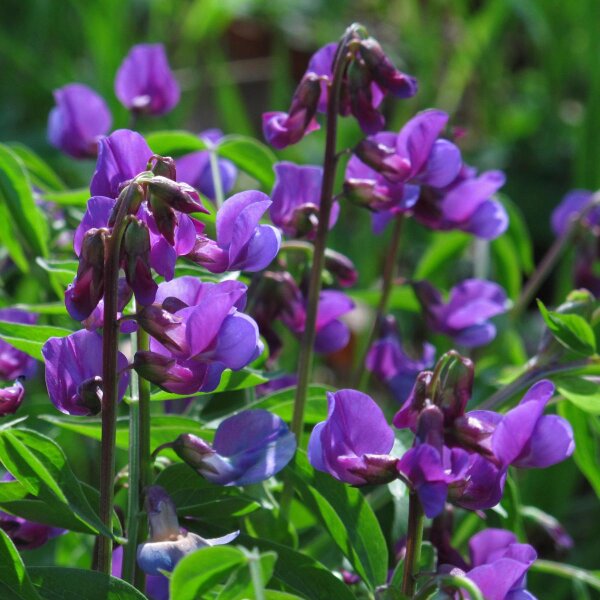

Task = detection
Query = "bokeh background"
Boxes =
[2,0,600,596]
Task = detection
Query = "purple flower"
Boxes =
[161,410,296,486]
[134,277,262,395]
[413,165,508,240]
[263,73,321,149]
[0,309,37,380]
[90,129,152,198]
[453,529,537,600]
[0,379,25,416]
[176,129,237,201]
[187,191,281,273]
[42,330,130,415]
[137,486,238,576]
[492,380,574,469]
[308,389,397,485]
[48,83,112,159]
[112,546,168,600]
[270,162,339,239]
[551,189,598,236]
[414,279,509,347]
[115,44,180,116]
[366,316,435,402]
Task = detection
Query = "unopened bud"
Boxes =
[324,249,358,288]
[123,219,157,306]
[136,305,185,353]
[354,139,411,182]
[346,454,399,485]
[149,155,177,181]
[0,379,25,416]
[148,176,206,214]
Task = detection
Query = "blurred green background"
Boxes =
[2,0,600,596]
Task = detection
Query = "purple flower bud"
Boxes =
[187,191,281,273]
[358,37,418,99]
[115,44,180,116]
[48,84,112,159]
[166,410,296,486]
[0,309,37,380]
[270,162,339,239]
[308,390,397,485]
[147,176,207,215]
[551,189,598,236]
[347,61,385,134]
[492,380,575,469]
[137,486,238,575]
[136,305,185,353]
[90,129,152,198]
[392,370,433,431]
[42,330,130,415]
[0,379,25,416]
[149,155,177,180]
[263,74,321,149]
[324,249,358,288]
[0,511,63,550]
[123,218,157,306]
[177,129,238,201]
[353,138,412,183]
[414,279,509,347]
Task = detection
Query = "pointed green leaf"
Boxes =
[0,321,72,361]
[217,135,276,189]
[146,130,208,156]
[0,530,42,600]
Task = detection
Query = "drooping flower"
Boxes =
[133,278,262,395]
[137,486,238,576]
[42,330,130,415]
[48,83,112,159]
[551,189,598,236]
[308,389,398,485]
[413,279,509,347]
[0,379,25,416]
[366,316,435,402]
[115,44,180,116]
[160,410,296,486]
[270,162,339,239]
[176,129,237,201]
[0,309,38,380]
[413,165,508,240]
[186,191,281,273]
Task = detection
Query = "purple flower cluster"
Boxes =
[309,359,574,520]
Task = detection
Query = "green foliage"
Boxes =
[0,321,71,361]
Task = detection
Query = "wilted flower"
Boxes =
[176,129,237,201]
[0,309,37,380]
[115,44,180,116]
[137,486,238,575]
[159,410,296,486]
[187,191,281,273]
[308,389,398,485]
[42,330,130,415]
[413,279,509,347]
[48,83,112,159]
[0,379,25,416]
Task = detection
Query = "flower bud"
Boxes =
[416,404,444,449]
[354,139,411,182]
[324,249,358,288]
[343,178,394,211]
[149,155,177,180]
[132,351,184,387]
[148,176,206,214]
[136,305,185,353]
[347,61,384,135]
[122,218,157,306]
[0,379,25,416]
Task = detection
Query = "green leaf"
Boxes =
[217,549,277,600]
[7,144,65,192]
[170,546,248,600]
[146,130,208,157]
[28,567,147,600]
[0,184,28,272]
[12,303,68,316]
[36,257,78,287]
[491,234,522,300]
[150,368,267,401]
[0,529,42,600]
[0,321,72,361]
[154,464,260,520]
[43,188,89,207]
[0,144,48,258]
[537,299,596,356]
[0,429,111,537]
[286,451,388,589]
[556,376,600,414]
[350,286,420,312]
[558,403,600,498]
[499,194,534,274]
[414,231,471,280]
[217,135,276,189]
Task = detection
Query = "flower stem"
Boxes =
[355,212,405,389]
[279,26,357,516]
[209,145,225,210]
[95,187,135,574]
[401,491,424,597]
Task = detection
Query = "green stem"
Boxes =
[355,213,405,389]
[413,574,484,600]
[279,25,357,517]
[248,549,266,600]
[401,491,425,597]
[531,559,600,592]
[95,186,136,574]
[208,145,225,209]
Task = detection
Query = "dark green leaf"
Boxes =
[0,185,28,272]
[287,451,388,589]
[499,194,534,274]
[218,549,277,600]
[28,567,147,600]
[0,144,48,258]
[0,530,42,600]
[491,234,522,300]
[217,135,276,189]
[555,376,600,414]
[0,321,72,361]
[146,130,208,157]
[537,299,596,356]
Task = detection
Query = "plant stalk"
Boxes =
[355,213,405,388]
[209,145,225,209]
[401,491,425,597]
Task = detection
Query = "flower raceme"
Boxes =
[156,410,296,486]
